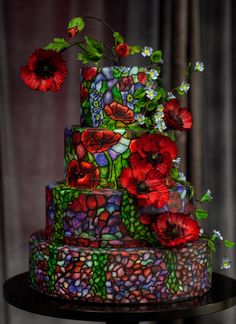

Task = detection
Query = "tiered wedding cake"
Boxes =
[28,66,212,303]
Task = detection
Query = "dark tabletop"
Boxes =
[3,272,236,323]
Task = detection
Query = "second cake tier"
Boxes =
[45,182,195,248]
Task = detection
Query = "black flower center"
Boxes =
[164,221,183,239]
[147,152,162,166]
[168,112,183,127]
[35,60,56,78]
[137,181,150,194]
[69,167,84,182]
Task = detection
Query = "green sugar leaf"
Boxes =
[170,167,179,180]
[208,239,216,252]
[113,32,124,44]
[195,209,208,220]
[129,45,142,55]
[85,36,103,52]
[68,17,85,32]
[224,239,235,248]
[150,50,162,63]
[45,38,69,52]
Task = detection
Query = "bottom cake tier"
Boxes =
[29,231,212,304]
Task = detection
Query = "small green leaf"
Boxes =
[129,45,142,54]
[133,88,146,99]
[68,17,85,32]
[195,209,208,220]
[170,167,179,180]
[157,87,166,99]
[185,62,192,78]
[199,190,213,203]
[224,239,235,248]
[85,36,103,52]
[113,32,124,44]
[45,38,69,52]
[208,239,216,252]
[77,52,90,64]
[150,50,162,63]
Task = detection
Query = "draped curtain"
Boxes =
[0,0,235,323]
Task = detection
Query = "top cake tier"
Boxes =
[80,66,156,129]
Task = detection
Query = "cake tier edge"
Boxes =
[29,230,212,304]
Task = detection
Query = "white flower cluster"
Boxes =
[153,104,166,132]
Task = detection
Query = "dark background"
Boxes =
[0,0,236,323]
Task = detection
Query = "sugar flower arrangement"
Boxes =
[20,16,234,269]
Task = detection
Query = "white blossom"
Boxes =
[167,92,176,99]
[147,69,159,80]
[146,88,157,100]
[173,157,181,168]
[213,230,223,240]
[194,61,204,72]
[141,46,153,57]
[221,257,231,270]
[178,172,186,181]
[179,81,190,93]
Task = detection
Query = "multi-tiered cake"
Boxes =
[29,66,212,303]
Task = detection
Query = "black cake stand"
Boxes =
[3,272,236,324]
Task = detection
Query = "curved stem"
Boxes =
[60,41,84,54]
[82,15,115,34]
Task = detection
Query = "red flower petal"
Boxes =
[164,99,193,131]
[179,108,193,129]
[20,48,67,92]
[66,160,99,189]
[120,163,169,208]
[155,212,200,248]
[130,134,177,177]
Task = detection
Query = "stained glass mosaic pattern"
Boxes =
[64,127,146,189]
[80,66,152,128]
[29,231,212,303]
[45,182,195,248]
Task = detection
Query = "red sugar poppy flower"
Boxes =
[20,48,67,92]
[130,133,177,177]
[115,43,130,58]
[155,212,200,248]
[164,99,193,131]
[120,162,169,208]
[82,67,98,81]
[81,129,122,153]
[66,160,99,188]
[104,101,135,124]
